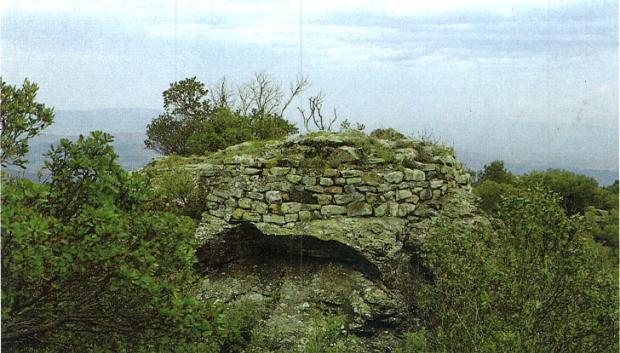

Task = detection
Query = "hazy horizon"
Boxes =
[1,0,618,179]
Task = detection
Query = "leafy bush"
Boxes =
[370,128,405,140]
[1,78,55,168]
[473,180,517,212]
[476,160,513,185]
[145,75,301,156]
[520,169,600,214]
[411,188,618,352]
[1,132,218,352]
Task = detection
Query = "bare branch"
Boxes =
[209,76,235,109]
[280,76,310,117]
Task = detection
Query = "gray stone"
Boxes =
[324,169,339,177]
[205,194,223,203]
[285,213,299,222]
[315,194,333,205]
[298,210,312,221]
[238,198,253,209]
[374,203,388,217]
[287,174,302,184]
[334,177,346,185]
[324,186,343,194]
[333,146,361,162]
[213,189,231,199]
[347,202,373,217]
[404,168,425,182]
[343,184,357,194]
[366,193,379,204]
[430,180,444,189]
[263,214,286,224]
[247,192,264,200]
[266,191,282,204]
[281,202,302,214]
[398,203,416,217]
[420,189,432,201]
[406,194,420,204]
[320,205,347,216]
[254,201,269,214]
[346,177,362,185]
[270,167,290,176]
[334,193,365,205]
[341,169,364,178]
[396,189,413,201]
[387,202,400,217]
[305,185,324,193]
[242,167,261,175]
[242,212,261,222]
[384,171,404,183]
[302,176,317,186]
[456,173,470,184]
[377,184,397,192]
[319,177,334,186]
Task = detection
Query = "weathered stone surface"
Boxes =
[347,202,373,217]
[298,210,312,221]
[281,202,302,214]
[302,176,317,186]
[398,203,416,217]
[404,168,425,181]
[395,189,413,201]
[384,171,404,183]
[320,205,347,216]
[266,190,282,204]
[148,131,477,352]
[319,177,334,186]
[263,214,286,224]
[430,180,444,189]
[315,194,333,205]
[334,193,365,205]
[238,198,252,209]
[287,174,302,184]
[270,167,290,176]
[247,191,264,200]
[324,186,343,194]
[242,167,262,175]
[346,177,362,185]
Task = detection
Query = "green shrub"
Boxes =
[413,188,618,353]
[473,180,517,212]
[370,127,405,140]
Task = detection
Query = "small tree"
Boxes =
[0,78,55,168]
[2,132,217,351]
[476,160,513,185]
[298,91,339,132]
[144,77,211,155]
[146,74,304,156]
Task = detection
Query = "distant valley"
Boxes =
[10,109,618,186]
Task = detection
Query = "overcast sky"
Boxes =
[1,0,618,170]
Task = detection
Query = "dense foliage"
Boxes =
[1,132,218,352]
[145,75,299,156]
[408,188,618,352]
[473,160,619,258]
[0,78,55,168]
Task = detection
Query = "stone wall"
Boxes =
[147,133,479,351]
[188,136,471,230]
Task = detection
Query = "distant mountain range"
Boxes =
[7,109,618,186]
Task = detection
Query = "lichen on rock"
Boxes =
[144,131,479,352]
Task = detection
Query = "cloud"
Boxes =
[4,0,615,66]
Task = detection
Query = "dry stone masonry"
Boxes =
[187,133,471,234]
[147,132,476,352]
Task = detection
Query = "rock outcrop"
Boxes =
[146,132,481,351]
